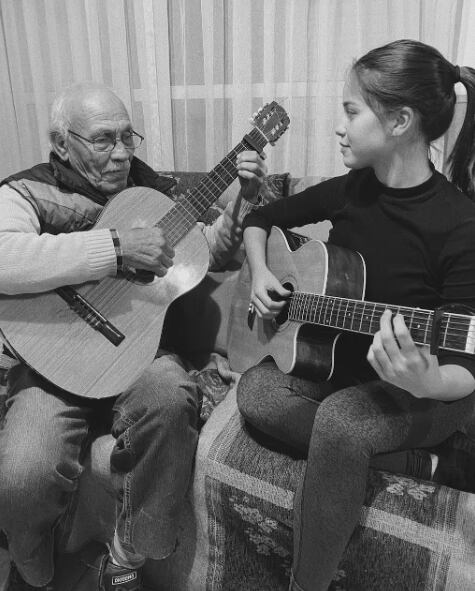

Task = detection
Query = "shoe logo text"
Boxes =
[112,572,137,585]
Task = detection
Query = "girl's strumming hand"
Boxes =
[250,267,290,319]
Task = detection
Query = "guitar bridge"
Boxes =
[56,286,125,347]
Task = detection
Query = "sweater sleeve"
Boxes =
[242,174,348,234]
[200,193,260,271]
[0,185,117,294]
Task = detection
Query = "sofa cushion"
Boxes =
[163,385,475,591]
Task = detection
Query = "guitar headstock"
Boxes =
[251,101,290,146]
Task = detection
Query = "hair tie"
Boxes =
[453,64,461,83]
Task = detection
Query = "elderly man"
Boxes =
[0,82,266,591]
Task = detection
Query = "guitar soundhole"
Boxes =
[122,268,155,285]
[274,282,293,327]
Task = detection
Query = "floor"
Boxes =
[0,549,9,591]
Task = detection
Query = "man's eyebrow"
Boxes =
[343,101,357,108]
[89,124,133,135]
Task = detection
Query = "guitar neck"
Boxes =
[155,127,267,247]
[288,292,474,354]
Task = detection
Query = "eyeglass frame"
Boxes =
[67,128,145,152]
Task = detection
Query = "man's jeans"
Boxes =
[0,353,200,587]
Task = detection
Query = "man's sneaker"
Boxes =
[52,543,143,591]
[99,555,142,591]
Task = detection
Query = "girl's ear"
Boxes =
[390,106,415,137]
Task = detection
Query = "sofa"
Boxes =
[2,170,475,591]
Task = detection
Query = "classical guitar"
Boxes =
[0,103,290,398]
[228,226,475,380]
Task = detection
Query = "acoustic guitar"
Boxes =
[0,103,289,398]
[228,226,475,380]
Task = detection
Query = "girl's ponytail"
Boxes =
[448,66,475,199]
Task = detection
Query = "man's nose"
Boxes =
[110,140,131,159]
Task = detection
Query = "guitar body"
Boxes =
[0,101,291,397]
[0,187,210,398]
[228,227,366,380]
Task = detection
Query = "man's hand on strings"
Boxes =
[236,151,267,202]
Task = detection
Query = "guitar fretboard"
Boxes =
[155,127,267,246]
[288,292,474,354]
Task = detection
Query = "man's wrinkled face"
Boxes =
[62,90,134,196]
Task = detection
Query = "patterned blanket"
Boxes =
[164,379,475,591]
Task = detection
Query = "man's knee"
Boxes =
[0,447,76,516]
[122,354,199,427]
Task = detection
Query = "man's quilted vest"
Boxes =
[0,154,176,234]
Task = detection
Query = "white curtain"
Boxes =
[0,0,474,180]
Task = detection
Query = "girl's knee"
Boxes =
[236,365,266,423]
[312,399,374,462]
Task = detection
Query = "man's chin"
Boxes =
[99,178,129,196]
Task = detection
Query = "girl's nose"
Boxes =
[335,121,346,138]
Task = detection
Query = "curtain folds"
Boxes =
[0,0,473,179]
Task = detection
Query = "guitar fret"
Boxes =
[342,301,350,329]
[442,315,450,348]
[334,298,342,328]
[157,141,249,245]
[423,313,430,346]
[408,308,416,342]
[316,295,323,325]
[357,302,365,333]
[322,297,330,326]
[328,298,335,326]
[408,309,428,345]
[203,172,228,195]
[359,302,368,333]
[290,293,300,321]
[285,285,473,358]
[368,304,378,334]
[299,294,305,321]
[305,294,312,322]
[301,294,307,321]
[214,163,236,183]
[442,314,470,352]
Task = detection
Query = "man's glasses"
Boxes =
[68,129,144,152]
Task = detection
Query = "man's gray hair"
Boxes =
[49,81,115,145]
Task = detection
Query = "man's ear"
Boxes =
[390,106,415,137]
[50,133,70,162]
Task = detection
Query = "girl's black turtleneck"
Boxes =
[243,168,475,379]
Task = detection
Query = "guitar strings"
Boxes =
[289,291,474,326]
[157,126,265,245]
[289,299,473,335]
[288,292,474,347]
[156,141,254,245]
[90,130,266,310]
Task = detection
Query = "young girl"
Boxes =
[237,39,475,591]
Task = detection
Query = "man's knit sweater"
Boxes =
[0,154,252,295]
